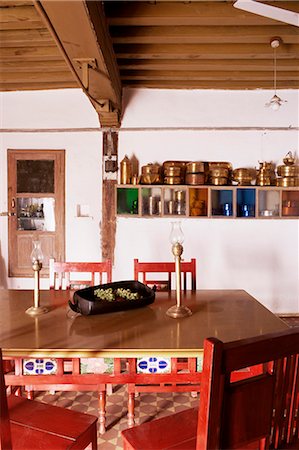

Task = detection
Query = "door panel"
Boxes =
[8,149,65,277]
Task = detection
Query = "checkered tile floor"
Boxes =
[35,386,199,449]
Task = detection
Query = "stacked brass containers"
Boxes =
[163,161,186,184]
[208,162,232,185]
[185,162,207,185]
[232,168,253,185]
[140,163,162,184]
[256,162,276,186]
[276,152,299,187]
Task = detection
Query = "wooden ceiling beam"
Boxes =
[0,28,53,46]
[105,1,299,26]
[120,70,299,81]
[117,58,299,71]
[0,4,43,30]
[115,43,299,60]
[110,25,299,45]
[123,80,298,89]
[35,0,121,125]
[0,81,77,91]
[0,70,77,83]
[0,45,64,61]
[0,60,68,72]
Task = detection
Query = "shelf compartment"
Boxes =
[211,189,233,217]
[163,187,187,216]
[141,187,162,216]
[282,190,299,217]
[117,187,139,215]
[236,188,255,218]
[258,190,280,218]
[189,188,208,217]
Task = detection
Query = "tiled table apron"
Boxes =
[1,289,288,433]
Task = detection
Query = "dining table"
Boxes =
[0,288,289,359]
[0,288,289,433]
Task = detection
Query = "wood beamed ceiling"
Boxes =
[0,0,299,125]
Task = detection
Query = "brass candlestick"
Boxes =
[26,241,48,316]
[166,222,192,319]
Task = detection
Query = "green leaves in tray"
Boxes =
[94,287,140,302]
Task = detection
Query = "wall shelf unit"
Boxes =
[116,185,299,219]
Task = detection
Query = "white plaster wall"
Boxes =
[115,88,299,314]
[0,87,298,313]
[0,89,102,289]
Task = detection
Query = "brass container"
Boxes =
[164,176,182,185]
[141,163,161,175]
[233,168,251,178]
[233,177,253,186]
[174,190,185,201]
[276,177,299,187]
[277,165,299,177]
[210,176,228,186]
[256,176,273,186]
[164,166,182,177]
[185,173,205,185]
[258,161,274,171]
[120,155,132,184]
[140,173,162,185]
[186,161,205,173]
[209,168,229,178]
[163,160,187,169]
[208,161,232,170]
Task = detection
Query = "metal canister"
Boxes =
[120,155,132,184]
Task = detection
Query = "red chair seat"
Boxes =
[8,395,97,444]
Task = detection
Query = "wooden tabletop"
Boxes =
[0,289,288,358]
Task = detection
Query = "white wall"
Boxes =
[0,87,298,313]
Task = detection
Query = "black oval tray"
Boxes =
[69,280,155,315]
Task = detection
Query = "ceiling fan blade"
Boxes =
[234,0,299,27]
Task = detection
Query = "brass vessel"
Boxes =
[120,155,132,184]
[277,165,299,177]
[185,161,206,173]
[185,173,205,185]
[276,177,299,187]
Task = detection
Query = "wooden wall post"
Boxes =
[102,131,118,264]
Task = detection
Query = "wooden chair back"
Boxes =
[134,258,196,291]
[49,259,112,290]
[122,328,299,450]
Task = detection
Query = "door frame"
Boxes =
[7,149,65,277]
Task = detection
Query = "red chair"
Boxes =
[7,259,116,434]
[134,258,196,291]
[122,328,299,450]
[1,349,98,450]
[49,259,112,289]
[126,258,199,427]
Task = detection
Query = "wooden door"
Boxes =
[7,149,65,277]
